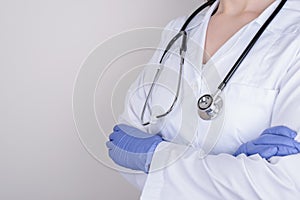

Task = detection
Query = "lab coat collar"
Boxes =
[255,0,281,30]
[183,0,219,31]
[184,0,286,33]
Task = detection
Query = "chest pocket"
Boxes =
[223,83,279,143]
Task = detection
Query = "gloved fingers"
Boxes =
[106,141,114,150]
[234,143,278,159]
[121,124,152,138]
[233,142,253,156]
[233,141,300,159]
[256,146,278,159]
[106,141,134,154]
[113,125,121,132]
[115,124,151,139]
[244,143,278,158]
[233,147,244,156]
[109,131,118,141]
[294,141,300,151]
[110,125,125,141]
[253,134,297,147]
[111,124,128,141]
[113,124,138,136]
[107,148,120,166]
[276,145,300,156]
[109,128,127,142]
[233,150,240,157]
[111,124,146,142]
[262,126,297,138]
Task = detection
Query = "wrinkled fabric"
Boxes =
[118,0,300,199]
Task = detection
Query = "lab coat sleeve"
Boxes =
[140,52,300,199]
[117,18,184,191]
[141,143,300,199]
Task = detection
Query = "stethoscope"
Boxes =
[141,0,286,126]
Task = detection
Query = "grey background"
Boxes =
[0,0,202,199]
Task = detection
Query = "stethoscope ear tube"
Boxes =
[180,0,217,31]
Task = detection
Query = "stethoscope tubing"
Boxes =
[218,0,287,91]
[140,0,287,125]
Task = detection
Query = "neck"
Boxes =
[216,0,276,16]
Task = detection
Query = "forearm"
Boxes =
[142,142,300,200]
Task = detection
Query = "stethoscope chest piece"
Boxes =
[140,0,286,125]
[197,92,223,120]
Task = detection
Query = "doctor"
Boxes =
[107,0,300,199]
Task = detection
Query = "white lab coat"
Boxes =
[119,0,300,199]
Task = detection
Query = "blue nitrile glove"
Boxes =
[106,124,163,173]
[234,126,300,159]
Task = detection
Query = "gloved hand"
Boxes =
[234,126,300,159]
[106,124,163,173]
